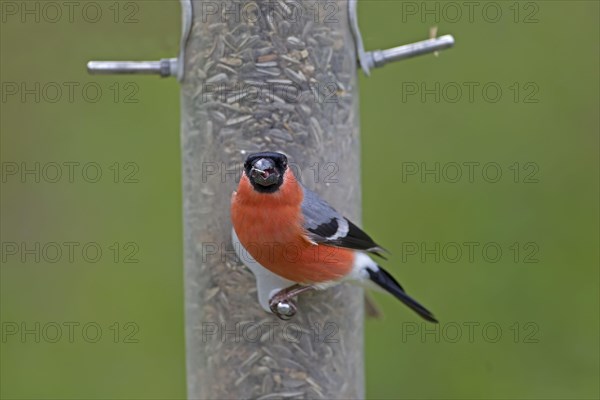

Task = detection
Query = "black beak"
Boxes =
[250,158,279,186]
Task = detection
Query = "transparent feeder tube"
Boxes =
[181,0,364,398]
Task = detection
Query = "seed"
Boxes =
[206,73,228,84]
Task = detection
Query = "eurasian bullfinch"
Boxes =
[231,151,437,322]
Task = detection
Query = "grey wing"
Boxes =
[301,185,387,257]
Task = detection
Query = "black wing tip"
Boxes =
[371,249,388,260]
[369,245,390,258]
[418,309,439,323]
[367,267,438,323]
[402,296,438,323]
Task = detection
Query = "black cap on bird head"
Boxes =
[244,152,288,193]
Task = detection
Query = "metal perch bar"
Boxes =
[366,35,455,68]
[87,59,177,77]
[86,39,455,78]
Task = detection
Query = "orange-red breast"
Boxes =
[231,151,437,322]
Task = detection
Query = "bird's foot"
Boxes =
[269,284,315,320]
[269,297,297,320]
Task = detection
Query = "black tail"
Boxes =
[367,267,438,323]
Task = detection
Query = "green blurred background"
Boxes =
[1,0,598,399]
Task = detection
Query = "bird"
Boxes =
[230,151,437,322]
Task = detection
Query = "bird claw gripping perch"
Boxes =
[269,297,297,320]
[268,284,317,320]
[269,288,299,320]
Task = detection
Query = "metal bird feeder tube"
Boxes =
[180,1,364,397]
